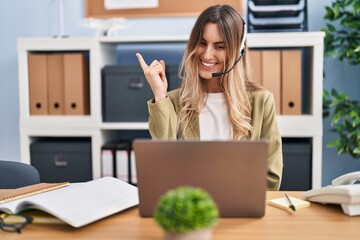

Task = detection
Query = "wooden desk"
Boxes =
[1,192,359,240]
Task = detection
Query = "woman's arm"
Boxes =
[148,98,177,140]
[251,91,283,191]
[147,90,181,140]
[261,93,283,191]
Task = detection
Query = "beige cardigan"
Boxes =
[147,89,283,190]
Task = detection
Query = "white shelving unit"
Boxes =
[17,32,324,187]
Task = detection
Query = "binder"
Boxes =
[28,54,48,115]
[101,149,113,177]
[281,50,302,115]
[248,49,262,85]
[101,149,135,183]
[63,54,90,115]
[101,141,134,184]
[131,150,137,184]
[47,54,65,115]
[116,150,129,182]
[261,50,281,115]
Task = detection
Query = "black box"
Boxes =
[102,64,180,122]
[115,42,186,66]
[167,65,182,89]
[30,138,92,183]
[280,139,312,191]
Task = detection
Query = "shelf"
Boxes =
[20,116,98,129]
[17,38,98,51]
[18,32,324,188]
[247,32,325,47]
[277,116,322,137]
[101,122,149,130]
[20,116,323,137]
[98,35,189,43]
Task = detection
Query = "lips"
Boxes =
[201,60,217,68]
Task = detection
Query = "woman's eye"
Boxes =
[216,45,225,49]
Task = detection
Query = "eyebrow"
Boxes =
[200,38,225,45]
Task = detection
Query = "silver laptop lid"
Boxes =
[133,140,268,218]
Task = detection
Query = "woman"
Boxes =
[136,5,283,190]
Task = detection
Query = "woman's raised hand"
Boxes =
[136,53,168,102]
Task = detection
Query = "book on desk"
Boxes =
[0,177,139,227]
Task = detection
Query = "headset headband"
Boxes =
[240,21,247,57]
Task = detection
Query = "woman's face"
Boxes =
[196,22,226,81]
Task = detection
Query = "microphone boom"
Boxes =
[211,51,245,78]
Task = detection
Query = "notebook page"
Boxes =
[0,177,139,227]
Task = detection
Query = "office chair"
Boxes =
[0,160,40,189]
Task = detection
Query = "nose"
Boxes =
[202,46,214,60]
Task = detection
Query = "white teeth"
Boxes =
[202,61,215,67]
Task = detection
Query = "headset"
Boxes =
[212,21,247,78]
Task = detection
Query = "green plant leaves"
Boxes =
[334,3,341,18]
[326,23,337,32]
[324,88,360,159]
[323,0,360,65]
[323,0,360,160]
[354,1,360,13]
[154,186,219,233]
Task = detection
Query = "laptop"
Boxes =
[133,140,269,218]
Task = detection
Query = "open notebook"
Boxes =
[0,177,139,227]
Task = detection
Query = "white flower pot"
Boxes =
[164,228,212,240]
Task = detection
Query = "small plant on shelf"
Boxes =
[154,186,219,240]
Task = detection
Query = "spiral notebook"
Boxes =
[0,182,70,204]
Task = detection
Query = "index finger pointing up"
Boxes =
[136,53,148,71]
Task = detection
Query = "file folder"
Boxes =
[281,50,302,115]
[101,150,136,184]
[101,149,113,178]
[131,150,137,184]
[261,50,281,115]
[28,54,48,115]
[47,54,65,115]
[63,53,90,115]
[248,49,262,85]
[116,150,129,182]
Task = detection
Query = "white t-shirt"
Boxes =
[199,93,231,140]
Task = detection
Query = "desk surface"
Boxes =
[2,191,359,240]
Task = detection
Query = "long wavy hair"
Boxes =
[178,4,262,139]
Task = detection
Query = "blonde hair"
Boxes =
[178,5,262,139]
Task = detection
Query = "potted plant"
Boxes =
[322,0,360,159]
[154,186,219,240]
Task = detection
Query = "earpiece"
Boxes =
[239,23,247,57]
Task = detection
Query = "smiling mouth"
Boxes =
[201,61,217,68]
